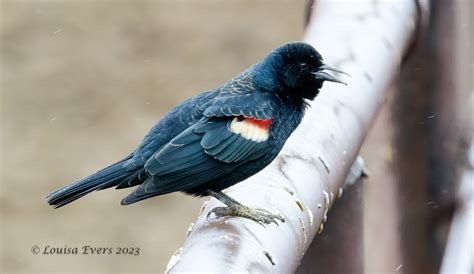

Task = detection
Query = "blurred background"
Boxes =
[0,0,306,272]
[1,0,472,273]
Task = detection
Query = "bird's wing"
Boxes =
[121,94,277,204]
[201,92,275,120]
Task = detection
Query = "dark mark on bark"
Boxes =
[276,156,292,183]
[382,36,393,50]
[364,71,373,82]
[318,156,331,174]
[332,52,356,70]
[295,199,305,212]
[283,186,294,195]
[263,250,277,266]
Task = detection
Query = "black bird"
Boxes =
[46,42,347,224]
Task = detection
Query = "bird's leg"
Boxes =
[206,190,285,225]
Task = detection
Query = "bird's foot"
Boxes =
[206,205,285,226]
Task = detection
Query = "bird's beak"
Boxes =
[312,64,350,85]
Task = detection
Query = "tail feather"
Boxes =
[46,159,133,208]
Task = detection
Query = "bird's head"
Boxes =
[257,42,348,101]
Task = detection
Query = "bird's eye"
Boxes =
[300,63,309,70]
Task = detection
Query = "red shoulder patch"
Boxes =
[243,117,272,129]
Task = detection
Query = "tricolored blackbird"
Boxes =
[46,42,347,224]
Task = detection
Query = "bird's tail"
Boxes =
[45,158,132,208]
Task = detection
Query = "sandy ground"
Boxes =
[0,1,305,272]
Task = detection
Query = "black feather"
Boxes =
[115,168,148,189]
[229,140,257,162]
[46,157,133,208]
[200,124,232,149]
[204,134,240,155]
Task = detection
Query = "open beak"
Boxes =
[312,64,350,85]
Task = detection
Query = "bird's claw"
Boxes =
[206,205,285,226]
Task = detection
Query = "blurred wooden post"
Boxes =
[440,143,474,273]
[394,0,470,272]
[167,1,423,272]
[440,0,473,272]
